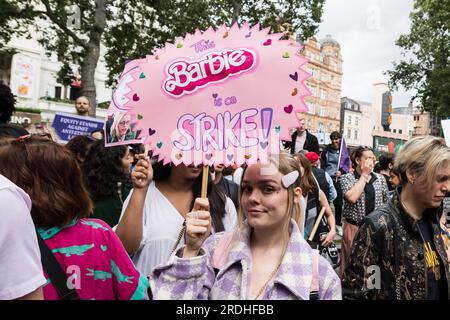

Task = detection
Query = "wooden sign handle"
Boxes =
[308,207,326,241]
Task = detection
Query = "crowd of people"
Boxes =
[1,82,450,300]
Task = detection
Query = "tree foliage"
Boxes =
[386,0,450,116]
[0,0,325,115]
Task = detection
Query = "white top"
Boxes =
[0,175,46,300]
[119,181,237,276]
[294,131,307,153]
[232,167,244,185]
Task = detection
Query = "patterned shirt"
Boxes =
[150,220,341,300]
[340,172,389,224]
[38,218,149,300]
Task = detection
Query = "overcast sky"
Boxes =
[316,0,415,107]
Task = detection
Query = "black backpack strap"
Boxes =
[36,230,80,300]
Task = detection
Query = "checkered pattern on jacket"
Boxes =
[149,220,341,300]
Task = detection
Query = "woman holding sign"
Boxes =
[148,152,341,300]
[116,157,237,277]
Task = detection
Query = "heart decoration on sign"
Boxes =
[105,23,312,166]
[289,72,298,81]
[284,105,293,114]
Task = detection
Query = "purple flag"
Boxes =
[338,136,351,173]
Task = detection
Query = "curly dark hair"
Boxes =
[0,82,16,123]
[65,135,95,164]
[82,140,131,200]
[378,153,395,170]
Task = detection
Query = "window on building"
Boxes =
[320,106,326,117]
[393,129,397,133]
[54,86,62,99]
[347,115,352,125]
[308,103,315,114]
[355,117,359,126]
[399,129,403,134]
[309,85,317,96]
[354,130,358,140]
[347,129,351,139]
[318,122,324,132]
[320,89,327,100]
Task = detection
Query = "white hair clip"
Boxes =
[281,171,299,188]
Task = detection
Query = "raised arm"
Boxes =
[116,155,153,255]
[150,198,217,300]
[343,159,373,204]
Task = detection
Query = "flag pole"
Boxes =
[336,136,343,183]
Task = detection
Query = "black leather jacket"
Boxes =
[343,188,450,300]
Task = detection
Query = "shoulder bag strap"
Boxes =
[36,230,80,300]
[170,221,186,256]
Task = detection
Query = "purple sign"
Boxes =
[52,112,104,143]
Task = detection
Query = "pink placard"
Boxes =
[104,24,311,165]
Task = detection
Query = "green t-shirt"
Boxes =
[91,183,132,227]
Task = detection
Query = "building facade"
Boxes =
[299,35,343,143]
[340,97,373,147]
[0,27,111,122]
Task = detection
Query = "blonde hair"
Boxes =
[394,135,450,188]
[237,151,304,239]
[111,112,128,141]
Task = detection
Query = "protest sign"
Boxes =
[52,112,104,143]
[105,23,311,165]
